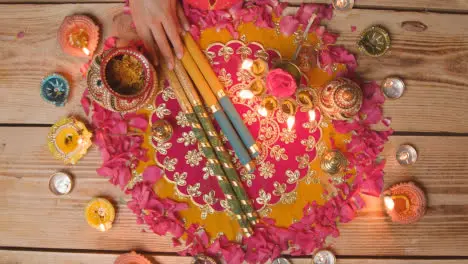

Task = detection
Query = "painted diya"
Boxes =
[87,48,158,113]
[85,198,115,232]
[47,117,92,165]
[40,73,70,107]
[319,78,363,120]
[383,182,427,224]
[57,15,99,57]
[114,252,151,264]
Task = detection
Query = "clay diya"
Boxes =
[48,117,92,165]
[114,252,151,264]
[85,198,115,232]
[383,182,427,224]
[87,48,158,113]
[57,15,99,57]
[40,73,70,107]
[319,78,363,120]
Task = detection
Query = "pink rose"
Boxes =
[266,69,297,98]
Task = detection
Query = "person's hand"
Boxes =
[130,0,189,69]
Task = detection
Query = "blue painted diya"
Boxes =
[40,73,70,107]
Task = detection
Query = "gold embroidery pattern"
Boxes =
[286,169,300,184]
[187,183,202,197]
[163,157,177,171]
[185,149,203,167]
[218,46,234,62]
[175,111,190,127]
[236,69,254,84]
[270,145,288,161]
[218,68,233,88]
[174,172,187,186]
[177,131,197,146]
[255,49,269,61]
[202,164,215,180]
[205,50,216,65]
[236,45,252,60]
[273,182,286,196]
[301,136,316,151]
[240,168,255,187]
[296,154,310,169]
[155,141,172,155]
[155,103,171,118]
[259,161,275,179]
[162,86,176,101]
[279,128,297,144]
[242,110,257,125]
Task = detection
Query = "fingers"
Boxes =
[162,15,184,61]
[177,3,190,31]
[151,21,175,69]
[169,0,182,33]
[130,1,159,66]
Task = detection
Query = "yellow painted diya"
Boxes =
[57,15,99,57]
[47,117,92,165]
[87,48,158,113]
[85,198,115,232]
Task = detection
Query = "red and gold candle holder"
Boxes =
[383,182,427,224]
[57,15,99,57]
[87,48,158,113]
[319,77,363,120]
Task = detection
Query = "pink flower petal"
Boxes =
[142,166,162,184]
[279,16,300,36]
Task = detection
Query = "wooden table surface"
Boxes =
[1,0,468,263]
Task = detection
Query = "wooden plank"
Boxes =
[0,0,467,12]
[0,4,122,125]
[283,0,468,12]
[1,127,468,255]
[1,251,468,264]
[1,4,468,133]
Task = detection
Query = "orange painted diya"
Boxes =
[87,48,158,113]
[57,15,99,57]
[114,252,151,264]
[383,182,427,224]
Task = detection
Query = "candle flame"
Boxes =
[77,137,84,145]
[98,223,106,232]
[308,110,316,122]
[82,47,90,56]
[239,89,254,99]
[287,116,295,131]
[258,107,268,117]
[384,196,395,211]
[241,59,254,70]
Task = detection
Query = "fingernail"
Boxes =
[184,24,190,31]
[168,62,173,70]
[177,52,183,59]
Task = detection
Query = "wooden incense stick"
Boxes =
[174,60,259,226]
[162,65,253,237]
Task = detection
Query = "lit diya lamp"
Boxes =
[319,78,363,120]
[281,99,297,131]
[383,182,427,224]
[85,198,115,232]
[47,117,92,165]
[114,251,151,264]
[87,48,158,113]
[57,15,99,57]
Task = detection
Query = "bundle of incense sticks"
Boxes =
[162,65,255,236]
[174,60,259,226]
[182,33,260,158]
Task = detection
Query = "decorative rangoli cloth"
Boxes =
[81,2,393,263]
